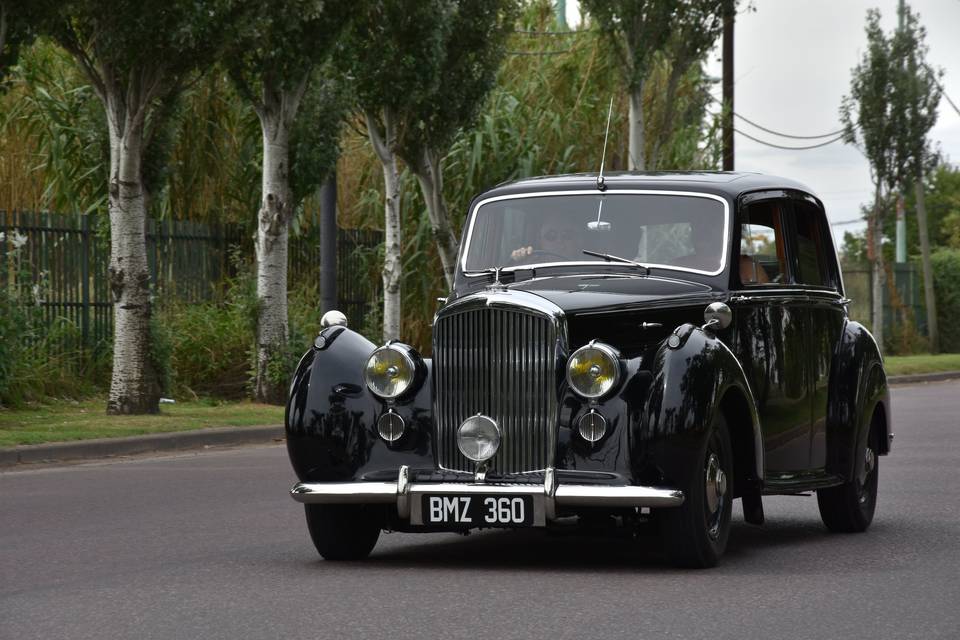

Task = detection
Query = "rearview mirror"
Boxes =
[587,220,611,232]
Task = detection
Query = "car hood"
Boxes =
[496,273,717,314]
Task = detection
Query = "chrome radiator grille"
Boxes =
[434,306,559,474]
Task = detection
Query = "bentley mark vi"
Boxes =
[285,172,892,568]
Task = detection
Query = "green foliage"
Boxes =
[342,0,447,115]
[2,39,107,214]
[224,0,351,97]
[840,9,898,190]
[148,309,173,396]
[932,164,960,249]
[289,69,350,205]
[161,251,257,399]
[398,0,517,162]
[931,249,960,352]
[580,0,676,91]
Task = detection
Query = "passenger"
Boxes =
[511,219,579,262]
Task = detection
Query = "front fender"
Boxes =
[285,327,434,483]
[636,323,763,491]
[826,319,891,481]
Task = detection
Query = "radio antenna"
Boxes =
[596,96,613,192]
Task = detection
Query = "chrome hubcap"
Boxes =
[705,453,727,537]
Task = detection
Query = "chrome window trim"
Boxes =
[460,189,732,277]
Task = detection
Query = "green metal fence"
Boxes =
[841,262,926,337]
[1,209,381,362]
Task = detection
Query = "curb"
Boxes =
[888,371,960,385]
[0,425,284,469]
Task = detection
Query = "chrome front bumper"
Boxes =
[290,465,685,526]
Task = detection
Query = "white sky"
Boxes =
[569,1,960,244]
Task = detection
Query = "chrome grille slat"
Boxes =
[434,305,557,474]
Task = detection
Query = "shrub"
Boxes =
[932,249,960,353]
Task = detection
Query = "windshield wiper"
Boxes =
[582,250,650,275]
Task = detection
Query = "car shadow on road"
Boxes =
[325,515,865,574]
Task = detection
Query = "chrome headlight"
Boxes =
[364,343,417,399]
[566,341,621,400]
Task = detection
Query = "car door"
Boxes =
[729,194,812,474]
[785,197,846,470]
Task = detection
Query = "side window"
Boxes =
[792,203,833,289]
[739,201,788,286]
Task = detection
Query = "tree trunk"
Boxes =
[105,104,160,415]
[648,65,683,171]
[914,169,939,353]
[413,148,459,291]
[869,183,885,352]
[366,110,402,341]
[628,83,646,171]
[253,101,292,404]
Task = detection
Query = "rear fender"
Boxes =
[826,320,891,481]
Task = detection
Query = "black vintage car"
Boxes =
[285,172,892,568]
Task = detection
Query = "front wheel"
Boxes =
[304,504,381,560]
[659,413,734,568]
[817,420,879,533]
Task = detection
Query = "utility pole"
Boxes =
[895,0,907,263]
[319,171,338,315]
[555,0,567,31]
[722,0,735,171]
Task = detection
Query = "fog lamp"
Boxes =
[566,341,621,399]
[377,410,405,442]
[457,414,501,463]
[364,344,416,399]
[578,410,607,443]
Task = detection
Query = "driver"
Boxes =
[510,218,579,262]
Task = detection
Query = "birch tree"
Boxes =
[840,10,899,351]
[225,1,350,403]
[397,0,515,290]
[40,1,236,413]
[341,0,447,341]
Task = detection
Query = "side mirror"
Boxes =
[702,302,732,332]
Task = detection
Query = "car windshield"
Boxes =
[462,192,728,275]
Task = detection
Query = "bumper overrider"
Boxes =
[290,466,684,527]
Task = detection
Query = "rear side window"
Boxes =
[792,202,835,289]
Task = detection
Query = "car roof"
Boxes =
[479,171,820,204]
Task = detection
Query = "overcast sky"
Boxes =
[570,1,960,244]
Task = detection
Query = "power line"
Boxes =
[734,127,845,150]
[708,93,848,140]
[734,111,845,140]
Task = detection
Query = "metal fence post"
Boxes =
[81,213,90,351]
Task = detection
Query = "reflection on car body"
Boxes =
[285,172,892,568]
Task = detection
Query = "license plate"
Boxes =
[420,494,534,527]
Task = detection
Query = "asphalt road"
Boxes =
[2,381,959,640]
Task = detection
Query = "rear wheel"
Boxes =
[304,504,381,560]
[659,413,734,568]
[817,420,879,533]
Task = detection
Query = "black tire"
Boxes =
[659,413,734,569]
[817,420,879,533]
[304,504,381,560]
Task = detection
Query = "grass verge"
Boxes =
[0,397,284,448]
[885,353,960,377]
